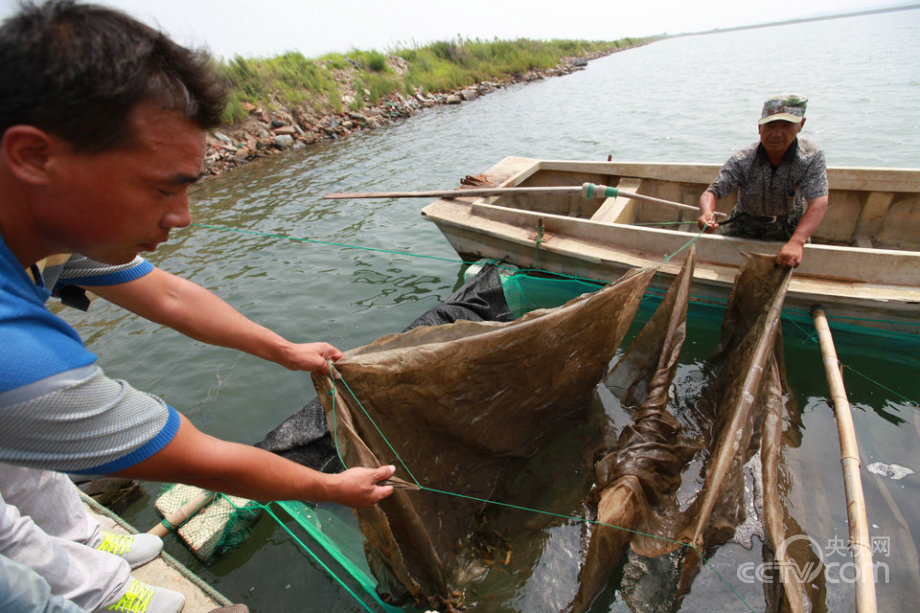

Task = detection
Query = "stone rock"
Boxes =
[274,134,295,149]
[202,46,634,178]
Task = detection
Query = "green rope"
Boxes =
[841,364,918,406]
[663,227,705,262]
[785,315,820,344]
[182,222,913,609]
[188,222,917,329]
[326,364,755,612]
[189,222,917,405]
[190,223,460,264]
[257,503,379,613]
[634,220,696,227]
[533,221,544,270]
[419,488,754,611]
[327,364,422,487]
[814,312,920,329]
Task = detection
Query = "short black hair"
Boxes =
[0,0,227,152]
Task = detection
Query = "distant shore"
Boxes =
[672,3,920,37]
[202,42,651,178]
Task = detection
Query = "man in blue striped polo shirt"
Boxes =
[0,2,394,611]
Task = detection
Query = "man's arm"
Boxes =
[85,267,342,374]
[775,195,829,268]
[115,414,395,506]
[699,151,746,231]
[697,190,720,232]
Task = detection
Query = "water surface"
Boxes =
[62,10,920,612]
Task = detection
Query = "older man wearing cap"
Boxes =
[697,94,829,267]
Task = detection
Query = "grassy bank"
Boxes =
[217,36,654,125]
[201,36,658,175]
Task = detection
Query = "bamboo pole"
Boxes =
[812,306,877,613]
[324,182,727,217]
[147,490,217,537]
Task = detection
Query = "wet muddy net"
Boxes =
[256,263,518,472]
[263,254,818,612]
[567,252,822,612]
[310,265,655,610]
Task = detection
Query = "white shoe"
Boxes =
[106,577,185,613]
[94,530,163,568]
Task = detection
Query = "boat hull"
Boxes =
[421,157,920,336]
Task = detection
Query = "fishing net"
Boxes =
[568,247,699,612]
[258,255,822,611]
[310,264,656,610]
[569,253,824,613]
[155,484,263,563]
[256,263,517,472]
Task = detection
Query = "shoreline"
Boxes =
[202,46,637,178]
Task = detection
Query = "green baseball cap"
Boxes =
[759,94,807,125]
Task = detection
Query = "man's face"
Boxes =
[42,103,206,264]
[758,119,804,160]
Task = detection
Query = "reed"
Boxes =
[216,37,656,124]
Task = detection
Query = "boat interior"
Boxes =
[474,157,920,251]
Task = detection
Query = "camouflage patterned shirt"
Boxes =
[706,137,828,219]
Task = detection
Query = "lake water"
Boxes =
[60,9,920,612]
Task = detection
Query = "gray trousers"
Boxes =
[0,554,86,612]
[0,464,131,611]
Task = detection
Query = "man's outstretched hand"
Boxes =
[328,464,397,507]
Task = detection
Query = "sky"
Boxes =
[0,0,910,60]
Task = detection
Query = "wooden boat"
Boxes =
[81,493,234,612]
[420,156,920,336]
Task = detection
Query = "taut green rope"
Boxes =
[187,222,917,327]
[326,363,755,612]
[189,221,916,404]
[183,222,913,609]
[258,503,378,613]
[663,227,705,262]
[190,223,460,263]
[533,220,545,269]
[842,364,918,406]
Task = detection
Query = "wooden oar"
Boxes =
[147,490,217,537]
[324,182,728,217]
[812,307,877,613]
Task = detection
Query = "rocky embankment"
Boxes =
[203,50,614,177]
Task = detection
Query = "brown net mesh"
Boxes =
[311,252,820,612]
[313,267,656,610]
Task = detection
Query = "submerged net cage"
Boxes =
[155,484,263,563]
[311,264,655,611]
[257,256,828,612]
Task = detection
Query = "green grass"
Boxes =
[217,37,657,124]
[219,52,343,122]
